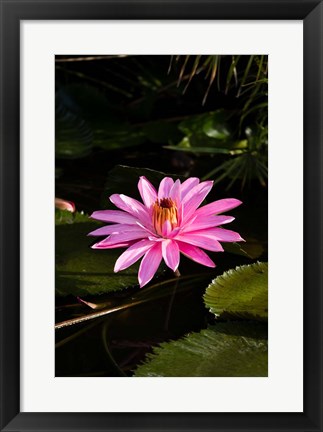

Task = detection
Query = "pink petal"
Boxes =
[135,221,158,237]
[177,241,215,267]
[162,239,180,272]
[158,177,174,199]
[207,227,244,242]
[180,177,200,199]
[88,223,139,237]
[114,239,154,272]
[91,210,137,225]
[195,198,242,217]
[92,241,131,250]
[169,179,181,205]
[161,220,172,237]
[181,181,214,223]
[181,215,235,233]
[174,232,224,252]
[167,226,182,239]
[110,194,150,225]
[138,176,157,208]
[93,228,148,248]
[138,242,162,287]
[55,198,75,212]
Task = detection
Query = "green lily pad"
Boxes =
[55,217,141,297]
[134,321,267,377]
[203,262,268,321]
[55,209,90,225]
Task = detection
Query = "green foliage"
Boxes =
[170,55,221,105]
[179,110,231,140]
[134,321,267,377]
[167,56,268,189]
[203,262,268,321]
[56,56,268,189]
[55,214,140,296]
[134,263,268,377]
[55,209,89,225]
[171,55,268,105]
[164,109,267,189]
[164,110,245,156]
[203,142,268,189]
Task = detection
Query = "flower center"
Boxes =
[152,198,178,236]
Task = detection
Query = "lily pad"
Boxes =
[56,217,141,297]
[203,262,268,321]
[134,321,267,377]
[55,209,89,225]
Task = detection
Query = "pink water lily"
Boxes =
[89,176,243,287]
[55,197,75,213]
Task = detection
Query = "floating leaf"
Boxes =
[203,262,268,321]
[55,209,75,225]
[56,219,140,297]
[134,322,267,377]
[55,207,172,297]
[55,209,89,225]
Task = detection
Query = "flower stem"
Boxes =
[174,269,181,277]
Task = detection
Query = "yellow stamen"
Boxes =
[152,198,178,236]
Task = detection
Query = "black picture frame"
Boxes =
[1,1,322,431]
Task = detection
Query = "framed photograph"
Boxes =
[1,1,322,431]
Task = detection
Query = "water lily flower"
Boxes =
[89,177,243,287]
[55,197,75,213]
